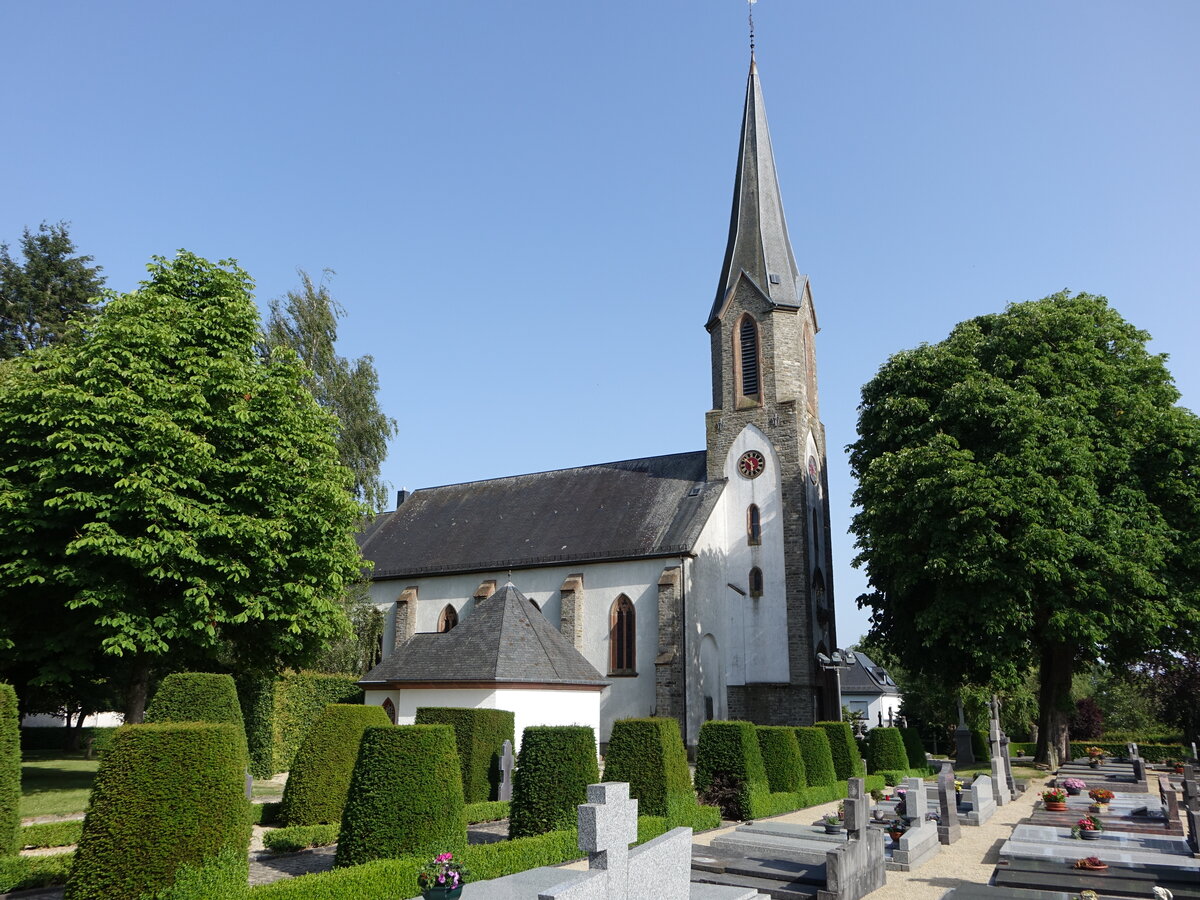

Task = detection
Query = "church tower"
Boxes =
[704,57,840,723]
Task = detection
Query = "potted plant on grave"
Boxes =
[1164,757,1185,775]
[822,813,843,834]
[1087,788,1114,808]
[1073,856,1108,871]
[1071,815,1104,840]
[1042,787,1069,811]
[954,779,964,805]
[1085,746,1106,768]
[885,817,908,844]
[1061,778,1087,796]
[417,852,471,900]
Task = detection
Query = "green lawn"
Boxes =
[20,753,99,819]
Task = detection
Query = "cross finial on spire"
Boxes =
[748,0,757,57]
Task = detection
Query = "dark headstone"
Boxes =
[937,767,961,845]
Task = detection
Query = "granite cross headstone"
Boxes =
[988,697,1010,807]
[499,739,514,802]
[577,782,637,898]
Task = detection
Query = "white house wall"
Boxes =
[369,558,675,743]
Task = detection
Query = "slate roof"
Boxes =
[359,583,607,687]
[359,451,723,580]
[840,651,900,697]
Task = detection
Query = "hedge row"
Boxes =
[866,727,909,774]
[64,722,251,900]
[1008,741,1190,762]
[415,707,514,803]
[695,720,772,820]
[252,802,283,826]
[603,718,707,826]
[281,704,390,826]
[465,801,510,824]
[900,727,927,769]
[0,684,18,857]
[756,726,806,794]
[0,854,75,893]
[970,729,991,763]
[145,673,249,769]
[21,820,83,850]
[795,727,838,787]
[509,726,599,839]
[873,767,937,787]
[237,676,276,779]
[335,725,465,868]
[18,726,117,756]
[817,721,865,780]
[263,825,340,854]
[271,673,363,776]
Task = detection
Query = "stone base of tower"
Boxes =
[727,683,820,727]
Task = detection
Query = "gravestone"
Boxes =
[817,777,886,900]
[936,766,961,845]
[499,739,514,802]
[953,699,974,766]
[965,775,996,826]
[987,702,1009,807]
[538,782,695,900]
[1179,767,1199,857]
[887,776,939,871]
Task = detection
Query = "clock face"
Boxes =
[737,450,766,479]
[808,455,819,484]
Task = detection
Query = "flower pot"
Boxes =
[422,887,464,900]
[824,823,843,834]
[887,831,904,843]
[1089,759,1100,768]
[1174,766,1185,774]
[1045,801,1068,811]
[1080,829,1101,840]
[1064,786,1081,795]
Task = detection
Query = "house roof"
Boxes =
[840,651,901,697]
[358,451,723,580]
[359,582,608,688]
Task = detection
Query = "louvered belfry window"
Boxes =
[610,595,636,675]
[740,316,760,397]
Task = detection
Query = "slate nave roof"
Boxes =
[359,450,725,580]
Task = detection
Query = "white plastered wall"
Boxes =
[368,558,670,743]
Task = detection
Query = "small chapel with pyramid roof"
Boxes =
[358,56,839,749]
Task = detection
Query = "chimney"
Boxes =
[396,489,409,508]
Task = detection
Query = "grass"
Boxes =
[20,752,99,819]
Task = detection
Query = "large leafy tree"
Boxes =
[0,221,105,357]
[848,291,1200,766]
[0,252,365,721]
[262,270,397,511]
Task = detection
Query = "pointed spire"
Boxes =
[708,58,804,327]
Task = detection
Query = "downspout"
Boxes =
[680,555,689,749]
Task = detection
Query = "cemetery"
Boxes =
[1,675,1196,900]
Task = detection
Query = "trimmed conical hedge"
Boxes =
[900,726,926,769]
[603,717,694,822]
[280,704,392,825]
[508,726,599,839]
[64,723,250,900]
[415,707,515,803]
[866,727,909,773]
[0,684,19,857]
[795,727,838,787]
[335,725,466,867]
[817,720,865,780]
[694,720,770,821]
[756,726,806,794]
[145,672,248,766]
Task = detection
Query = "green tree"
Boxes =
[0,222,104,357]
[0,252,365,722]
[262,270,397,511]
[848,292,1200,767]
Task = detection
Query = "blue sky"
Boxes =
[6,1,1198,645]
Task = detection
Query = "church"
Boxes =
[358,56,839,749]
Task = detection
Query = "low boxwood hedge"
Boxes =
[263,824,340,854]
[0,853,75,892]
[900,727,927,769]
[816,721,865,780]
[1006,741,1189,763]
[252,802,283,826]
[795,727,837,787]
[866,727,909,773]
[64,722,251,900]
[335,724,466,868]
[509,725,599,838]
[145,673,249,768]
[465,800,509,824]
[873,767,936,787]
[280,704,391,826]
[415,707,515,803]
[602,717,704,825]
[756,726,807,794]
[0,684,19,857]
[21,820,83,850]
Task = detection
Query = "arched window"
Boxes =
[381,698,396,725]
[609,595,636,675]
[438,604,458,633]
[734,314,761,406]
[748,567,764,598]
[747,504,761,545]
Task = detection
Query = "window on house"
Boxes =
[748,567,763,598]
[438,604,458,633]
[609,595,636,675]
[747,504,761,545]
[381,698,397,725]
